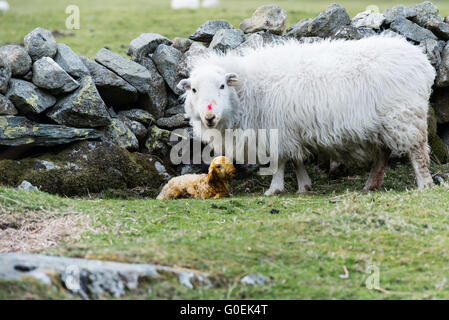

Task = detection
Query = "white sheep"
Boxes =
[171,0,200,10]
[178,35,436,194]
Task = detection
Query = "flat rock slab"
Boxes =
[95,48,151,94]
[118,109,155,125]
[0,45,32,77]
[189,20,235,42]
[47,76,111,128]
[24,27,58,61]
[80,56,138,108]
[127,33,172,62]
[0,116,102,146]
[54,43,90,78]
[390,18,437,42]
[240,5,287,35]
[0,253,211,299]
[351,10,385,29]
[6,79,56,115]
[32,57,79,95]
[152,45,184,95]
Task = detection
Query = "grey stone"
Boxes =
[189,20,234,42]
[54,43,89,78]
[119,116,148,141]
[117,109,155,125]
[80,56,138,108]
[103,118,139,151]
[0,57,11,94]
[412,1,443,28]
[6,79,56,115]
[155,113,190,129]
[390,18,437,42]
[332,25,376,40]
[171,37,193,53]
[136,57,167,118]
[431,87,449,123]
[239,5,287,35]
[0,94,17,115]
[0,45,31,77]
[95,48,151,94]
[24,28,58,61]
[0,116,102,147]
[47,76,111,128]
[239,30,283,48]
[152,44,183,95]
[351,10,385,29]
[425,19,449,40]
[127,33,172,62]
[178,42,210,77]
[240,273,270,286]
[383,5,417,25]
[436,43,449,86]
[144,125,172,157]
[307,4,351,38]
[285,18,313,39]
[209,29,245,52]
[17,180,39,192]
[420,38,442,68]
[296,36,324,44]
[32,57,79,94]
[165,104,185,117]
[0,253,211,299]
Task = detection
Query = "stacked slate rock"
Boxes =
[3,2,449,196]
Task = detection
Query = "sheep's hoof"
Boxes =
[264,188,284,196]
[297,185,312,194]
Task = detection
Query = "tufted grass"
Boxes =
[1,0,449,58]
[2,161,449,299]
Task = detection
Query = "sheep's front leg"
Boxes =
[264,159,287,196]
[294,160,312,193]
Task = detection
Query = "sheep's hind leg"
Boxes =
[409,142,433,189]
[294,160,312,194]
[363,148,391,191]
[264,158,287,196]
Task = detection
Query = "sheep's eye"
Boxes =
[192,88,197,93]
[220,84,225,90]
[216,164,222,169]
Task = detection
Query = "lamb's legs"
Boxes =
[264,158,287,196]
[363,148,391,191]
[294,160,312,193]
[409,142,433,189]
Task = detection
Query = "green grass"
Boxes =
[1,0,449,58]
[2,0,449,300]
[2,162,449,299]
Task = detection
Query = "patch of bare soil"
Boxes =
[0,206,88,253]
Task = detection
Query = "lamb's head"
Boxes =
[178,65,238,129]
[207,156,236,184]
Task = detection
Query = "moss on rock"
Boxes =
[0,141,173,196]
[428,106,449,164]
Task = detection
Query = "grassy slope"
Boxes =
[2,0,449,299]
[1,0,449,58]
[2,162,449,299]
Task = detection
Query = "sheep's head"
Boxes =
[207,156,236,184]
[178,66,238,129]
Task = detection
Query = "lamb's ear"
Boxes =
[206,166,217,186]
[177,79,191,91]
[225,73,238,86]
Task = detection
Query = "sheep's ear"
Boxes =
[225,73,238,86]
[177,79,191,91]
